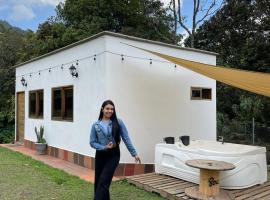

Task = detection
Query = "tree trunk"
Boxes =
[172,0,177,44]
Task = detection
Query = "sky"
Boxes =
[0,0,222,34]
[0,0,64,30]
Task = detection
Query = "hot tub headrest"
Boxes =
[179,135,190,146]
[163,137,175,144]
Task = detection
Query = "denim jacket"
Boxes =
[89,118,137,157]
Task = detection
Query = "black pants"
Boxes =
[94,146,120,200]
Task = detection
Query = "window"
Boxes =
[191,87,212,100]
[202,88,212,99]
[29,90,44,118]
[52,85,73,121]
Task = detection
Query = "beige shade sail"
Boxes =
[125,43,270,98]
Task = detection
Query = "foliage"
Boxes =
[17,0,180,62]
[0,126,14,143]
[0,21,25,143]
[35,125,46,143]
[187,0,270,126]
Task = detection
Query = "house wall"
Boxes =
[104,35,217,164]
[15,37,107,158]
[15,33,216,168]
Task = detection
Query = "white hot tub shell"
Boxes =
[155,140,267,189]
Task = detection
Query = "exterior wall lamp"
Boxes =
[21,76,27,87]
[69,64,78,77]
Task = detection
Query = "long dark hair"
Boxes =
[98,100,121,145]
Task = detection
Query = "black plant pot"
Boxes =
[35,143,47,155]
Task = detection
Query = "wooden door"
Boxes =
[16,92,25,142]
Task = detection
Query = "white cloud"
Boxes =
[21,0,65,7]
[9,4,35,21]
[5,0,65,22]
[160,0,183,7]
[36,0,65,6]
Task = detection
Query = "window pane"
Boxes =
[202,89,211,99]
[29,93,36,116]
[191,89,201,98]
[64,88,73,120]
[52,89,61,117]
[38,91,43,117]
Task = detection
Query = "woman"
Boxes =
[89,99,141,200]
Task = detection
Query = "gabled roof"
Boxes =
[12,31,218,69]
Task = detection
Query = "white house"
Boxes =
[14,31,217,176]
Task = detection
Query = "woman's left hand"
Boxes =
[134,155,141,164]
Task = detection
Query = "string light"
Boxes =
[105,51,170,64]
[174,64,177,70]
[16,50,176,79]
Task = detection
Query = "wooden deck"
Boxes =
[125,172,270,200]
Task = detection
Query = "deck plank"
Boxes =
[233,182,270,198]
[244,189,270,200]
[125,172,269,200]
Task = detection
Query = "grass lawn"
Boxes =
[0,146,165,200]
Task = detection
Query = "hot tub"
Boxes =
[155,140,267,189]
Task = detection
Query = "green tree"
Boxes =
[56,0,178,42]
[187,0,270,131]
[19,0,181,61]
[0,21,25,143]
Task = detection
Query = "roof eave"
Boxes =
[12,31,218,69]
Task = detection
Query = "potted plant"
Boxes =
[35,125,47,155]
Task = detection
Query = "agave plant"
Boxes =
[35,125,46,143]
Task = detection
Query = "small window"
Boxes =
[52,85,73,121]
[202,88,212,99]
[29,90,44,118]
[191,87,212,100]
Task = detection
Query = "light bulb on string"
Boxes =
[15,51,179,79]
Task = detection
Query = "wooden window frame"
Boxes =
[190,87,212,100]
[51,85,73,122]
[29,89,44,119]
